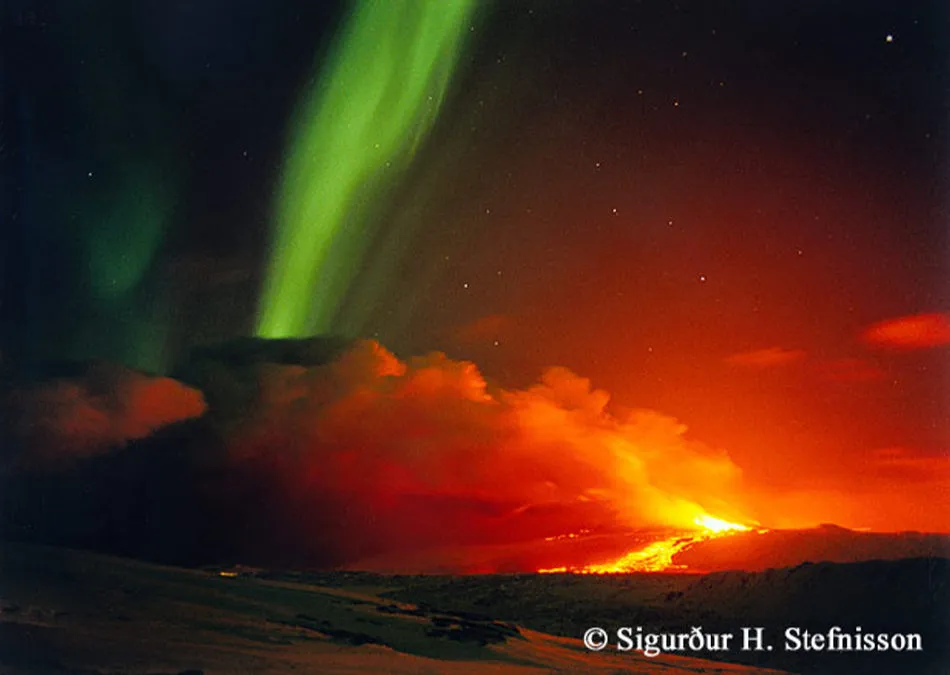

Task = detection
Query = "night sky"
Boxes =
[3,1,949,533]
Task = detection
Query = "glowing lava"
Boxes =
[693,514,749,533]
[539,514,756,574]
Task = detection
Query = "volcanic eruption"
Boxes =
[3,2,949,672]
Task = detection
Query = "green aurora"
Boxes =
[256,0,479,338]
[51,3,180,371]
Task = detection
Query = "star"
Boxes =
[885,34,894,43]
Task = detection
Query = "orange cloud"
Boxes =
[725,347,807,368]
[863,312,950,350]
[224,340,748,565]
[8,364,207,461]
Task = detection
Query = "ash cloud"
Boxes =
[1,339,746,570]
[3,363,206,464]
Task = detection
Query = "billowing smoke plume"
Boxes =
[1,340,746,570]
[4,363,206,463]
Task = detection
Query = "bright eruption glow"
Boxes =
[539,513,756,574]
[256,0,478,338]
[693,514,749,533]
[195,340,755,569]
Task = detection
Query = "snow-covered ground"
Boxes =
[0,543,787,675]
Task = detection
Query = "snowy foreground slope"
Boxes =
[0,543,786,675]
